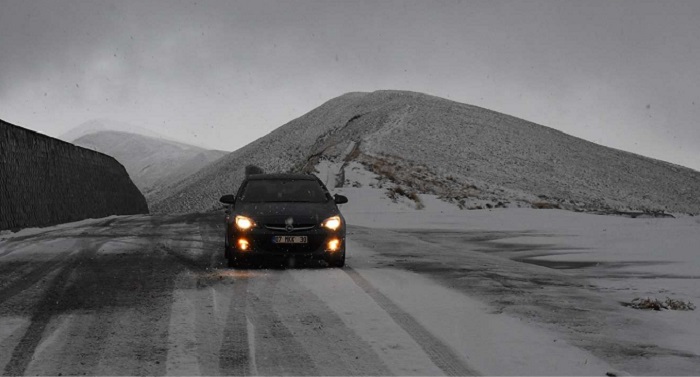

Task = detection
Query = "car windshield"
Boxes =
[238,179,328,203]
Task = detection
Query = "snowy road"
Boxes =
[0,212,696,375]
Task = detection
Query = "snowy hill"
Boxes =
[150,90,700,214]
[73,131,227,202]
[59,119,167,142]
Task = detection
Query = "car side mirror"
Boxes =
[334,194,348,204]
[219,194,236,204]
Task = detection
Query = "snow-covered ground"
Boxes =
[331,184,700,374]
[0,216,122,240]
[0,213,625,375]
[1,192,698,374]
[339,187,700,297]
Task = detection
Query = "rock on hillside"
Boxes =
[150,90,700,215]
[1,119,148,231]
[72,131,227,202]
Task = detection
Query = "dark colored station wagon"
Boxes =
[219,173,348,268]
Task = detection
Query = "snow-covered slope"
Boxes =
[73,131,227,202]
[150,90,700,214]
[59,119,167,142]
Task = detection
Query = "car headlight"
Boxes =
[235,215,255,230]
[322,215,342,231]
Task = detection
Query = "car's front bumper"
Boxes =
[228,226,345,258]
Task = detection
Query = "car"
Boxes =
[219,173,349,268]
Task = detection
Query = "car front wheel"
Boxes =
[326,251,345,268]
[227,251,250,268]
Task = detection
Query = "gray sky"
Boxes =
[1,0,699,170]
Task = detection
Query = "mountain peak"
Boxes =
[72,131,227,203]
[59,119,167,142]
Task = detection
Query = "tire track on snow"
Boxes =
[344,267,480,376]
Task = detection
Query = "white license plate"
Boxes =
[273,235,308,244]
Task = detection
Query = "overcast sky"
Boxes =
[1,0,699,170]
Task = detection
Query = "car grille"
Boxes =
[264,224,316,232]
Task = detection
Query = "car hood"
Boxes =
[235,201,339,225]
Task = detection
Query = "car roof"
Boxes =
[245,173,318,181]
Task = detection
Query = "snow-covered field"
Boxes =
[340,187,700,298]
[332,185,700,374]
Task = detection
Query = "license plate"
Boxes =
[273,235,308,244]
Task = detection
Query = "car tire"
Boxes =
[227,252,249,269]
[227,256,237,268]
[327,251,345,268]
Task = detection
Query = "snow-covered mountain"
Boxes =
[72,131,227,201]
[150,90,700,214]
[59,119,167,143]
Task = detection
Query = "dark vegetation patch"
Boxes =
[352,152,483,209]
[623,297,696,311]
[592,210,676,219]
[531,201,561,209]
[386,186,424,209]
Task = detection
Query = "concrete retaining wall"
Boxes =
[1,119,148,230]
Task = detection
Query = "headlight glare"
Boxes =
[235,215,255,230]
[322,215,342,231]
[327,238,341,252]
